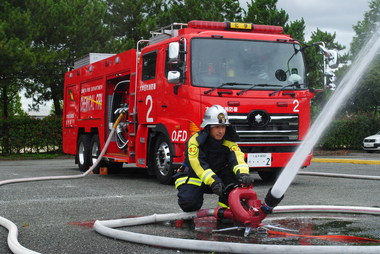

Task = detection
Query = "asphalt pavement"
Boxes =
[312,150,380,164]
[0,151,379,253]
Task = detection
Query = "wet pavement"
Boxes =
[0,153,379,253]
[313,150,380,161]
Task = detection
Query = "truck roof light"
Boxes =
[252,24,283,34]
[187,20,283,34]
[188,20,227,30]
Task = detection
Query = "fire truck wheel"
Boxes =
[77,134,92,172]
[152,135,174,185]
[90,134,103,174]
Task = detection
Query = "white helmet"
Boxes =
[200,105,230,128]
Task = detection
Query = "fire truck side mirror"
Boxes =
[168,42,180,62]
[168,71,180,84]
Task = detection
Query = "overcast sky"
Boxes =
[240,0,371,51]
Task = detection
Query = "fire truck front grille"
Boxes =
[229,113,299,142]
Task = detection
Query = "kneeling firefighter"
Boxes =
[174,105,254,212]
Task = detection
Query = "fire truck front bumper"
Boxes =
[239,144,312,169]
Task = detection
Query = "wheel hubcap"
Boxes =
[156,142,171,176]
[78,142,85,165]
[91,143,99,165]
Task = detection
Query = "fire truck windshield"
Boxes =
[191,38,306,90]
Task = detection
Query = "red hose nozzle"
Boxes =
[225,187,265,228]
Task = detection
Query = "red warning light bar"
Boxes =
[188,20,227,30]
[187,20,283,34]
[252,24,283,34]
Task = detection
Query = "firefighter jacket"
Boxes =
[178,126,249,188]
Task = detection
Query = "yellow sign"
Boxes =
[229,22,252,30]
[69,90,75,101]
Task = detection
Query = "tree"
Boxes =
[0,1,34,118]
[244,0,288,25]
[24,0,112,116]
[105,0,165,52]
[243,0,305,42]
[343,0,380,116]
[0,85,26,118]
[158,0,243,26]
[223,0,244,21]
[284,19,306,43]
[351,0,380,56]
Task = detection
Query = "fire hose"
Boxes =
[93,205,380,254]
[0,112,125,254]
[1,109,380,253]
[0,112,124,187]
[2,162,380,253]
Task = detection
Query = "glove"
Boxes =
[237,173,254,187]
[211,181,225,197]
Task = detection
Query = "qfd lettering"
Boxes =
[80,93,102,112]
[172,130,188,142]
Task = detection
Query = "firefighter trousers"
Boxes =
[174,170,239,212]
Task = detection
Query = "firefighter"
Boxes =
[174,105,254,212]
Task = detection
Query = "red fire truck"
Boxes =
[62,20,333,184]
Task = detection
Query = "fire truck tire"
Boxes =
[91,134,123,174]
[152,135,174,185]
[258,169,282,182]
[77,134,92,172]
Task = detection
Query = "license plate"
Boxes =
[247,153,272,167]
[364,143,374,147]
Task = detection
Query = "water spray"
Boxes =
[267,26,380,203]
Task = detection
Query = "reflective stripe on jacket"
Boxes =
[184,128,249,187]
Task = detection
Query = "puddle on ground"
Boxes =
[122,213,380,246]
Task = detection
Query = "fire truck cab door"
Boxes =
[138,50,159,124]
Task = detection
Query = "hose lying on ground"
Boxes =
[299,171,380,180]
[94,205,380,254]
[0,114,124,254]
[0,112,124,187]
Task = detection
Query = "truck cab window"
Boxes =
[142,52,157,81]
[165,49,171,78]
[191,39,306,89]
